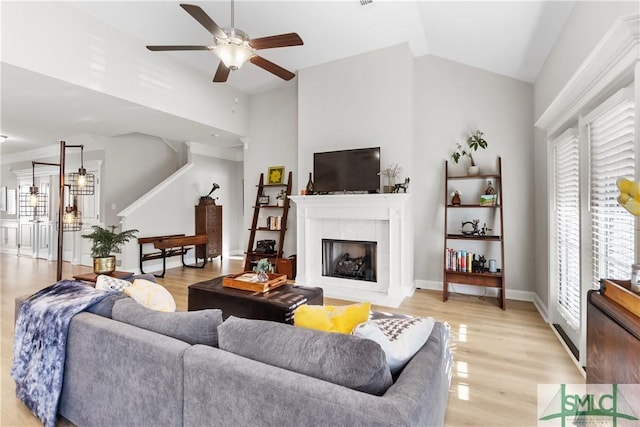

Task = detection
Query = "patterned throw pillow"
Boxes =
[95,275,132,292]
[353,314,435,374]
[124,279,176,312]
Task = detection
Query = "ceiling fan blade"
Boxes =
[250,33,303,50]
[147,45,211,51]
[180,3,227,40]
[213,62,231,83]
[250,56,295,81]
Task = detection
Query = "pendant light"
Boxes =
[68,146,95,195]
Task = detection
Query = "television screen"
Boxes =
[313,147,381,194]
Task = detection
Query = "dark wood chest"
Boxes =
[195,200,222,260]
[587,279,640,384]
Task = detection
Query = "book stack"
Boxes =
[266,216,283,230]
[445,248,477,272]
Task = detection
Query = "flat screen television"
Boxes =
[313,147,380,194]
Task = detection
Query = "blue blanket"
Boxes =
[11,280,118,427]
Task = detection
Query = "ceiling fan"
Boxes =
[146,2,303,83]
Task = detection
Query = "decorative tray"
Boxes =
[222,272,287,293]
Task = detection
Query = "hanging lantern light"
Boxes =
[62,186,82,232]
[19,162,48,219]
[68,146,95,195]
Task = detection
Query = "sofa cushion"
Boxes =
[112,298,223,347]
[218,316,393,395]
[353,314,435,374]
[294,302,370,334]
[124,278,176,312]
[85,293,129,318]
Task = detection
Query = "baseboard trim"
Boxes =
[414,279,536,302]
[533,294,549,323]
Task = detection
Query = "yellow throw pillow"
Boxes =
[294,302,371,334]
[124,279,176,312]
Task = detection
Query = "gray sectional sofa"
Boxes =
[15,296,452,427]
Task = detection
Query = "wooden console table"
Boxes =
[139,234,209,277]
[586,279,640,384]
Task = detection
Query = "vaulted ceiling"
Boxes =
[1,1,575,158]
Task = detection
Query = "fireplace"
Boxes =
[289,193,414,308]
[322,239,377,282]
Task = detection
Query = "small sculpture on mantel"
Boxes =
[200,183,220,205]
[392,177,410,193]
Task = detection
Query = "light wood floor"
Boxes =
[1,254,584,426]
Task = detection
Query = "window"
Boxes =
[550,87,636,356]
[553,130,581,326]
[585,90,636,288]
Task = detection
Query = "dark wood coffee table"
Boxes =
[188,275,323,324]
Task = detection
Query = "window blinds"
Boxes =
[589,99,635,288]
[554,131,581,325]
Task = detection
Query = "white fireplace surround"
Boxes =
[290,194,414,308]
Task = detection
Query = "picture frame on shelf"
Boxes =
[258,195,270,205]
[267,166,285,185]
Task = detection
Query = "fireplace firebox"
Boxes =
[322,239,377,282]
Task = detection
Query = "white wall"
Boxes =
[532,1,639,307]
[1,1,249,137]
[297,44,414,184]
[101,133,179,227]
[245,81,299,258]
[120,152,243,272]
[414,55,534,294]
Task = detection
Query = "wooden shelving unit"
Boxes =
[244,171,293,272]
[443,157,505,309]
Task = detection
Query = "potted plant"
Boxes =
[253,258,274,282]
[452,130,489,175]
[276,189,287,207]
[82,225,138,274]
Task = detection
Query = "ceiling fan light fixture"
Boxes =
[214,44,254,70]
[214,27,254,70]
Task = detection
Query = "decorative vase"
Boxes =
[468,165,480,176]
[451,192,461,206]
[93,255,116,275]
[306,173,314,195]
[485,180,495,195]
[257,271,269,282]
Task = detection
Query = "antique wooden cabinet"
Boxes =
[586,279,640,384]
[195,199,222,261]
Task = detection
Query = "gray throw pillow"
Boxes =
[86,293,129,318]
[112,298,223,347]
[218,316,393,396]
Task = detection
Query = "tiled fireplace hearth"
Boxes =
[289,194,414,308]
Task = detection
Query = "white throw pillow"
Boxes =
[95,275,132,292]
[353,315,435,374]
[124,279,176,312]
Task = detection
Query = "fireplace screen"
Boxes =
[322,239,377,282]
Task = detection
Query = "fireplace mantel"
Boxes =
[290,194,414,307]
